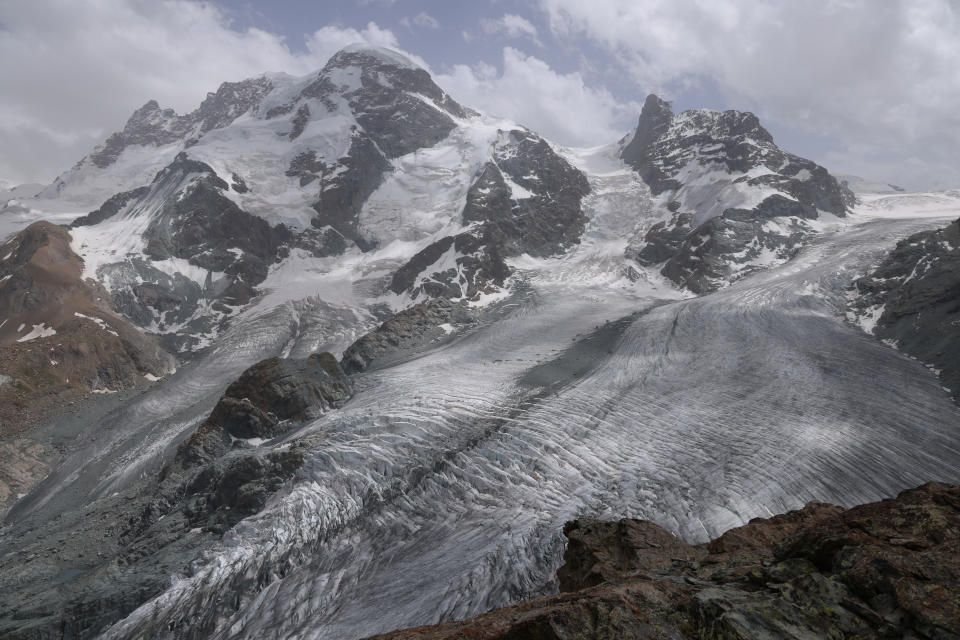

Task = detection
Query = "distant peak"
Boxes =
[326,44,422,71]
[643,93,673,114]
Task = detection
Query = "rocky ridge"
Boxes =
[340,297,476,373]
[369,482,960,639]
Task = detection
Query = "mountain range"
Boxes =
[0,45,958,640]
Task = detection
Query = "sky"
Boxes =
[1,0,959,191]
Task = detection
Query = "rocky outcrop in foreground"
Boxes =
[369,482,960,639]
[851,217,960,404]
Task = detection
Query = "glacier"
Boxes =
[4,154,960,639]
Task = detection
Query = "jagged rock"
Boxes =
[387,232,510,300]
[341,298,474,373]
[558,518,701,591]
[652,196,816,293]
[86,153,295,347]
[69,186,150,228]
[622,94,854,292]
[289,103,311,140]
[312,46,472,159]
[310,129,392,250]
[621,94,678,194]
[85,78,274,170]
[368,483,960,640]
[231,172,249,193]
[850,217,960,403]
[207,353,352,439]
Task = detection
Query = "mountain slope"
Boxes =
[0,221,173,410]
[34,45,590,354]
[850,215,960,402]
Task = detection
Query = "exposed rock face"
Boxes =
[0,222,173,434]
[389,128,590,300]
[369,483,960,640]
[315,46,472,158]
[309,129,392,251]
[85,153,298,350]
[207,353,353,439]
[0,352,352,640]
[622,94,854,292]
[341,298,473,373]
[850,217,960,402]
[69,186,150,228]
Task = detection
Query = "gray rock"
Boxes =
[341,298,474,373]
[86,77,274,170]
[851,217,960,403]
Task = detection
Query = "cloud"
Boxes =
[400,12,440,29]
[0,0,412,185]
[436,47,639,147]
[540,0,960,189]
[480,13,541,44]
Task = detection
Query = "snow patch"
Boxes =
[17,323,57,342]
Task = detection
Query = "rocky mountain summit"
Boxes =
[370,482,960,640]
[622,94,855,292]
[29,45,591,356]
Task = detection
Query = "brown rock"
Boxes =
[369,483,960,640]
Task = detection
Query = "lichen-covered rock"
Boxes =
[368,483,960,640]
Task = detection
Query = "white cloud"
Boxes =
[0,1,413,185]
[480,13,541,44]
[540,0,960,189]
[437,47,639,147]
[417,12,440,29]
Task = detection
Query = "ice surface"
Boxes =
[81,163,960,640]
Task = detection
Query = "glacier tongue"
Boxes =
[88,185,960,640]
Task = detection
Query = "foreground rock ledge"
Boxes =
[368,482,960,639]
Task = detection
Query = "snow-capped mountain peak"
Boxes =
[620,93,854,292]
